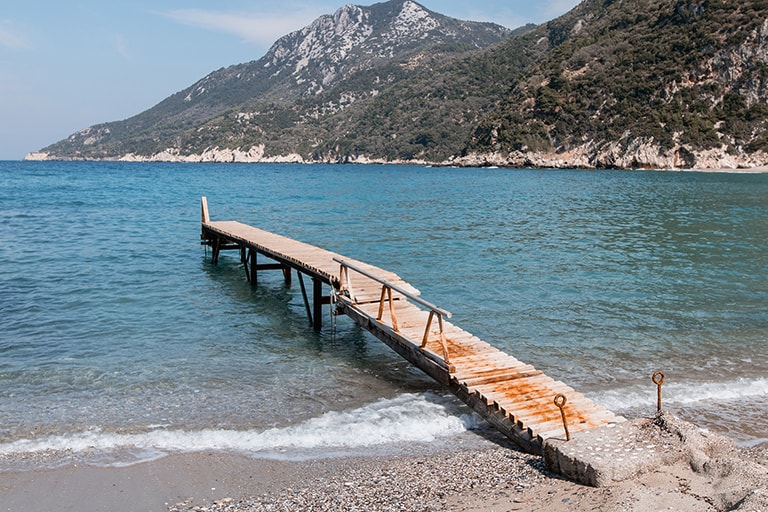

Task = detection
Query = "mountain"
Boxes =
[464,0,768,169]
[30,0,514,163]
[28,0,768,169]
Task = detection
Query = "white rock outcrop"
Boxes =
[24,143,768,171]
[23,152,51,161]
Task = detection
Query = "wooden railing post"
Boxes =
[436,312,449,365]
[377,285,387,320]
[201,196,210,223]
[422,310,450,365]
[422,311,435,347]
[376,285,399,333]
[339,263,355,302]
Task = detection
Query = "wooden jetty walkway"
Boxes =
[200,197,623,454]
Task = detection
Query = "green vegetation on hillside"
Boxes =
[470,0,768,161]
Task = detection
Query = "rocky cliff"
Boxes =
[467,0,768,169]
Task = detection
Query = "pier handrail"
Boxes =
[333,258,452,318]
[334,258,453,365]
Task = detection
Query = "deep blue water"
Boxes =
[1,161,766,468]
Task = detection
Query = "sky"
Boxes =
[0,0,581,160]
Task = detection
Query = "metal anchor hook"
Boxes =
[652,371,665,413]
[554,393,571,441]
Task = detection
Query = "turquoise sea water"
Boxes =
[1,161,766,468]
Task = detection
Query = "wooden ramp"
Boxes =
[200,198,623,454]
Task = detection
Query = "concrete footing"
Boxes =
[542,412,768,511]
[543,413,768,500]
[543,418,662,487]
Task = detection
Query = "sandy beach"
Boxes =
[3,415,767,512]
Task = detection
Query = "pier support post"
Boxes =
[294,272,324,330]
[249,250,257,285]
[211,238,221,264]
[298,272,313,327]
[313,278,323,331]
[241,247,250,283]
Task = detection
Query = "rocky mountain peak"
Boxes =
[31,0,512,161]
[260,0,509,95]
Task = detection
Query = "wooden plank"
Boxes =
[452,353,522,371]
[452,363,538,382]
[459,369,543,387]
[486,393,611,429]
[452,350,524,365]
[448,342,506,357]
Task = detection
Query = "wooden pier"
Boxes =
[200,197,623,454]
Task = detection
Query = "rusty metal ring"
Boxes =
[652,371,665,386]
[554,393,567,408]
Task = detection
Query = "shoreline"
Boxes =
[18,154,768,173]
[3,417,767,512]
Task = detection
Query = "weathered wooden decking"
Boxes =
[200,197,623,454]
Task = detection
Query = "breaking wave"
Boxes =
[0,393,480,468]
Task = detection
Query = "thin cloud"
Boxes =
[0,21,31,50]
[161,7,327,45]
[108,32,131,60]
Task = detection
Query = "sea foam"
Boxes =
[591,376,768,413]
[0,393,479,467]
